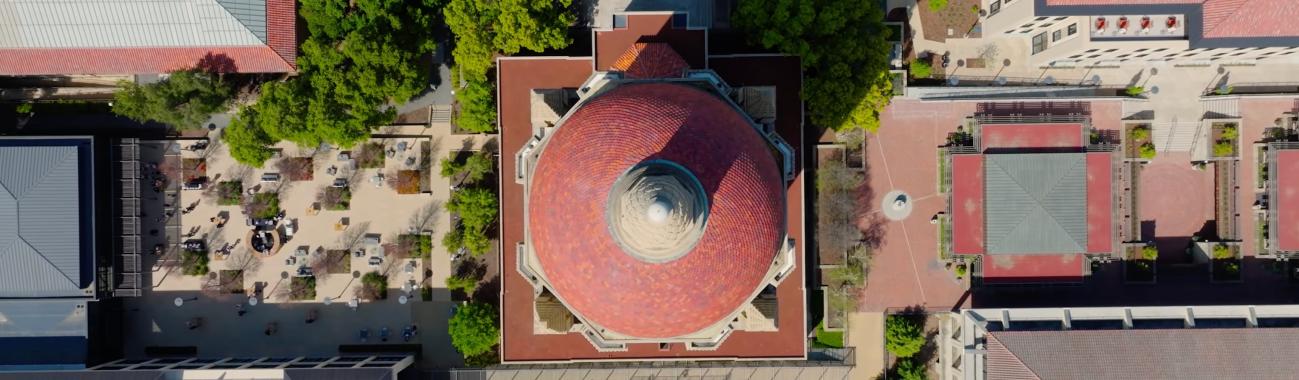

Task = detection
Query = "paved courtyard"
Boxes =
[121,122,495,368]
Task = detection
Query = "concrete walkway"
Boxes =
[846,312,886,379]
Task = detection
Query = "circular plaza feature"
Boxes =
[882,190,913,221]
[527,82,785,339]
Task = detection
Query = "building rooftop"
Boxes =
[987,328,1299,379]
[0,0,296,75]
[949,122,1113,283]
[527,82,785,339]
[1040,0,1299,42]
[497,12,806,362]
[985,153,1088,255]
[1272,148,1299,251]
[0,138,94,299]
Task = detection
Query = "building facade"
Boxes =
[982,0,1299,67]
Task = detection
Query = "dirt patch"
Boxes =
[276,157,314,181]
[917,0,982,43]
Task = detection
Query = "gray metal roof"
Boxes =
[0,142,89,298]
[0,0,264,49]
[0,299,88,338]
[984,153,1088,254]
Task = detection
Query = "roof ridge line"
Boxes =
[14,237,80,289]
[989,333,1045,380]
[985,161,1038,251]
[1200,0,1251,35]
[11,148,75,199]
[207,0,268,45]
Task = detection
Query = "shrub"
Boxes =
[446,274,479,294]
[1139,142,1157,159]
[181,250,210,276]
[1141,246,1158,261]
[954,264,967,278]
[440,151,494,184]
[1221,124,1239,141]
[15,103,33,115]
[276,157,314,181]
[356,143,386,169]
[1125,86,1145,97]
[246,192,281,219]
[896,357,928,380]
[289,276,317,300]
[886,315,926,358]
[909,59,933,79]
[217,181,243,205]
[1212,244,1233,260]
[449,302,500,358]
[1128,125,1151,141]
[357,272,388,300]
[927,0,947,12]
[1214,140,1236,157]
[397,234,433,258]
[320,187,352,210]
[444,188,498,256]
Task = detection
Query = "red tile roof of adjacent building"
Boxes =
[0,47,294,76]
[1043,0,1299,39]
[610,43,690,78]
[1274,150,1299,251]
[595,13,706,71]
[0,0,296,75]
[528,82,785,338]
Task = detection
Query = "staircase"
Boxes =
[1153,119,1201,153]
[430,105,453,124]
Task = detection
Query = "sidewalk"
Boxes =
[846,312,886,379]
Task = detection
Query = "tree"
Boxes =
[909,59,932,79]
[446,274,479,294]
[445,0,574,80]
[926,0,947,11]
[440,150,495,183]
[885,315,925,358]
[734,0,895,132]
[224,0,441,167]
[113,69,232,130]
[445,188,498,255]
[222,109,277,166]
[817,157,864,257]
[454,79,498,133]
[896,357,928,380]
[449,302,500,357]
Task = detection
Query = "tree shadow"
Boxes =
[195,52,238,74]
[471,275,501,309]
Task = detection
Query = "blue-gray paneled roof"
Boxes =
[216,0,267,43]
[0,139,92,298]
[984,153,1088,254]
[0,0,264,49]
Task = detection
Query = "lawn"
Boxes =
[813,321,845,348]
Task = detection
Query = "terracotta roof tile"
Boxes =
[0,47,294,76]
[1042,0,1299,39]
[610,43,690,78]
[528,82,785,338]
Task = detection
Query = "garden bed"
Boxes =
[216,180,243,206]
[276,157,314,181]
[246,192,281,220]
[916,0,981,43]
[182,158,207,182]
[1124,245,1157,283]
[358,272,388,300]
[1125,123,1155,160]
[356,142,386,169]
[1210,244,1242,282]
[218,270,245,294]
[390,170,422,194]
[1211,122,1240,158]
[812,321,844,348]
[320,187,352,210]
[290,276,317,300]
[181,250,209,276]
[324,250,351,274]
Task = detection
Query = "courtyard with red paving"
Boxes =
[861,98,1299,312]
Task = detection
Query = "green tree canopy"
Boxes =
[453,79,498,133]
[223,0,442,166]
[440,150,495,183]
[734,0,894,132]
[445,0,574,80]
[112,69,232,130]
[444,188,498,255]
[449,302,500,357]
[885,315,926,358]
[896,357,928,380]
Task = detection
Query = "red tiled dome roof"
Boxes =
[528,82,785,338]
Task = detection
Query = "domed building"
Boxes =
[497,12,809,361]
[515,50,796,350]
